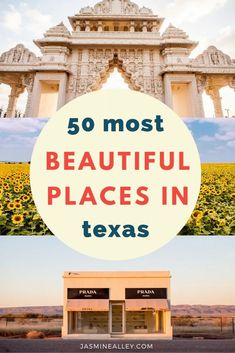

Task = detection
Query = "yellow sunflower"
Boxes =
[219,219,226,226]
[21,194,30,202]
[14,202,22,210]
[7,202,15,210]
[192,210,203,220]
[11,214,24,225]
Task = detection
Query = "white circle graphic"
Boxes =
[30,90,201,260]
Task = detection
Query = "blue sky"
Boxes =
[0,236,234,307]
[0,118,234,163]
[0,118,47,162]
[184,119,235,163]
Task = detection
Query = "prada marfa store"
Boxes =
[62,272,172,339]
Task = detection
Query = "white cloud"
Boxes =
[1,134,37,148]
[23,7,52,34]
[214,145,225,151]
[198,119,235,148]
[214,25,235,58]
[0,118,47,134]
[2,5,22,32]
[227,140,235,148]
[214,131,235,141]
[190,25,235,59]
[1,3,52,37]
[199,135,215,142]
[162,0,227,25]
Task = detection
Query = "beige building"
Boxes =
[62,271,172,339]
[0,0,235,118]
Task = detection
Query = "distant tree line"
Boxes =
[0,313,62,320]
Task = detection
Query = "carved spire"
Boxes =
[162,24,188,40]
[44,22,71,38]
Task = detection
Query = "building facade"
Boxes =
[0,0,235,118]
[62,271,172,339]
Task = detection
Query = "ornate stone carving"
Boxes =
[194,46,233,66]
[0,44,38,64]
[79,6,94,14]
[153,78,163,99]
[139,6,152,15]
[196,75,208,93]
[67,50,82,100]
[22,74,35,93]
[123,0,138,14]
[69,48,162,100]
[80,0,152,16]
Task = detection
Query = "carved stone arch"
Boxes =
[77,48,146,94]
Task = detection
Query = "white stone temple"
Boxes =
[0,0,234,118]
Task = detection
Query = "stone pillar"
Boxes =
[85,21,90,32]
[6,84,23,118]
[197,92,205,117]
[190,75,205,117]
[208,87,223,117]
[143,49,151,94]
[24,92,32,117]
[75,21,81,32]
[142,21,147,32]
[152,21,158,32]
[76,49,90,96]
[80,49,89,76]
[130,21,135,32]
[57,73,67,110]
[163,74,173,108]
[22,74,34,117]
[66,49,80,102]
[98,21,103,32]
[153,49,163,101]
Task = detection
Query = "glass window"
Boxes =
[126,311,165,334]
[68,311,109,334]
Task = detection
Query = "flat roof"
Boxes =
[63,271,171,278]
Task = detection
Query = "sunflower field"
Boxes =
[0,162,234,236]
[179,163,235,235]
[0,163,52,235]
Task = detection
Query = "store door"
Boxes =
[110,302,124,334]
